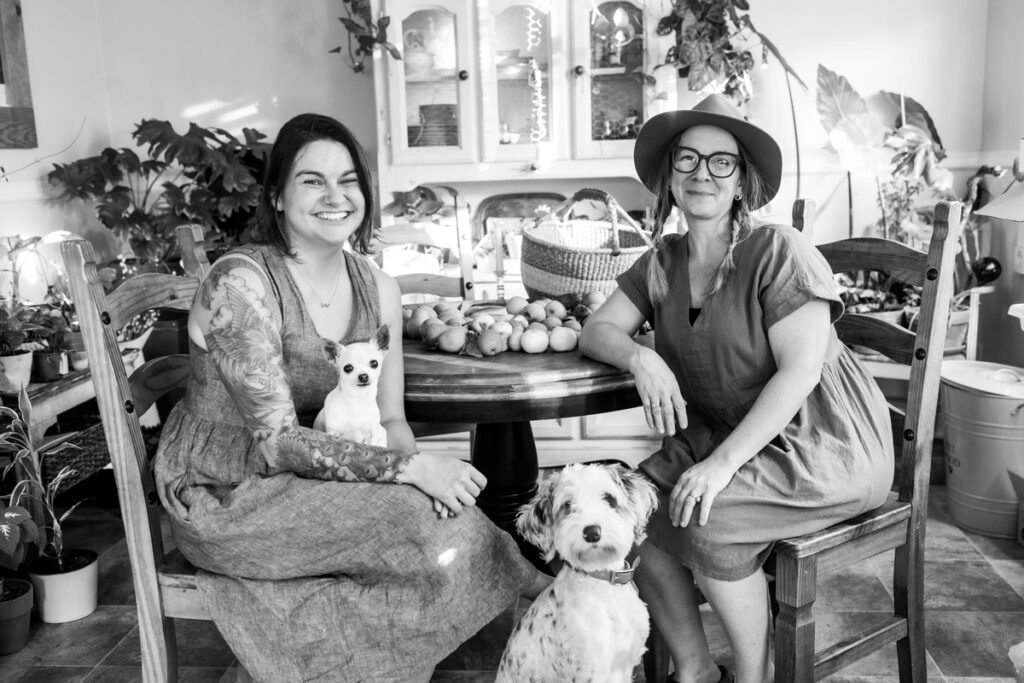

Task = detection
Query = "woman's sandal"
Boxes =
[666,665,735,683]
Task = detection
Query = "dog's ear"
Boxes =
[619,468,659,543]
[323,339,340,363]
[515,475,557,561]
[375,324,390,352]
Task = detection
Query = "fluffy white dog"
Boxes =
[496,463,659,683]
[313,324,389,447]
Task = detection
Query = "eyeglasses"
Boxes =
[671,147,740,178]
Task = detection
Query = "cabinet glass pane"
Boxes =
[493,5,552,147]
[403,9,461,148]
[589,1,643,142]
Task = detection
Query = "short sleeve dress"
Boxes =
[616,225,893,581]
[154,244,536,682]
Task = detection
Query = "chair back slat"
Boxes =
[128,355,192,417]
[834,314,916,364]
[105,273,200,331]
[819,237,929,287]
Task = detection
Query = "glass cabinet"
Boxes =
[570,0,648,159]
[384,0,478,164]
[375,0,676,187]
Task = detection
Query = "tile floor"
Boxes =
[1,472,1023,682]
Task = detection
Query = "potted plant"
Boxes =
[0,298,47,393]
[0,498,37,654]
[654,0,805,104]
[47,119,269,266]
[330,0,401,74]
[1,388,94,623]
[817,64,1006,350]
[23,304,76,382]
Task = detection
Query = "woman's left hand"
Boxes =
[668,456,737,527]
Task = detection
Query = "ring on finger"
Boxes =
[685,494,701,502]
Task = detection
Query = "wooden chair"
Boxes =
[470,191,567,242]
[773,201,960,680]
[792,198,816,237]
[61,226,250,683]
[373,184,476,300]
[645,202,960,682]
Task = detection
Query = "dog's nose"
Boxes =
[583,525,601,543]
[357,373,370,383]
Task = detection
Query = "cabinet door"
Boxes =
[384,0,478,165]
[570,0,675,160]
[478,0,568,164]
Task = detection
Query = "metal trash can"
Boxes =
[942,360,1024,538]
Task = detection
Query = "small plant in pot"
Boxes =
[0,298,47,393]
[0,498,37,654]
[22,303,77,382]
[1,388,95,623]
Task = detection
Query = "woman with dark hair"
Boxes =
[155,113,547,682]
[579,95,893,683]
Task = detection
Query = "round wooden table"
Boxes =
[403,335,651,560]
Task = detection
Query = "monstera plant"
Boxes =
[48,120,270,263]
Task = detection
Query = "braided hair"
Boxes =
[644,134,771,304]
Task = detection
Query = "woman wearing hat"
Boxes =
[579,94,893,683]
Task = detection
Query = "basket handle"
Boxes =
[532,188,652,255]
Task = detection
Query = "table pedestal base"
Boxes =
[471,421,547,571]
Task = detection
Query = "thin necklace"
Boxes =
[292,258,343,309]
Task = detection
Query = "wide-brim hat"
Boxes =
[633,93,782,209]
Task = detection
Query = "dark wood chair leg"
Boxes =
[773,553,818,683]
[895,543,927,683]
[643,625,671,682]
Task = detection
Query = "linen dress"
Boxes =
[154,244,536,682]
[617,224,893,581]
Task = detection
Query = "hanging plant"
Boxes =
[655,0,806,104]
[330,0,402,74]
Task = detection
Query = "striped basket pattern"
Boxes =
[520,189,652,299]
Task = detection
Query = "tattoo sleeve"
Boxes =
[198,257,413,482]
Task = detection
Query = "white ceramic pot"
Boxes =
[0,350,34,393]
[29,549,99,623]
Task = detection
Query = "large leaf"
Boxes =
[817,65,874,135]
[877,91,944,150]
[817,65,889,175]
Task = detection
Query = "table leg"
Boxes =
[471,421,546,571]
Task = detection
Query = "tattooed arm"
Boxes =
[190,255,410,482]
[188,255,487,513]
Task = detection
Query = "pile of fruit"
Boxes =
[402,291,607,357]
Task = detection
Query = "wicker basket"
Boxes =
[520,188,652,299]
[40,422,109,491]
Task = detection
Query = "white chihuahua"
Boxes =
[314,324,390,447]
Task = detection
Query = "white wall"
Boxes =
[0,0,376,258]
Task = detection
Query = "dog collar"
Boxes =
[572,557,640,585]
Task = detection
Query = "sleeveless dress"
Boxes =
[617,225,894,581]
[154,244,536,682]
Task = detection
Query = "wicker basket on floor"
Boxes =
[520,188,653,299]
[41,422,110,490]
